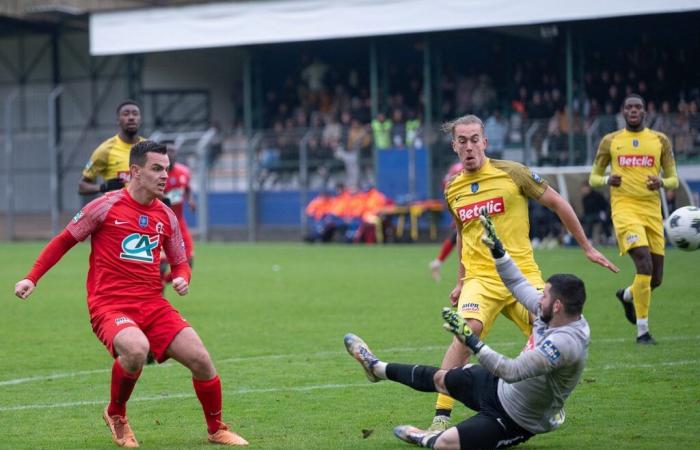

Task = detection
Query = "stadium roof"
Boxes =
[90,0,700,55]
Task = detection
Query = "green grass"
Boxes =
[1,242,698,449]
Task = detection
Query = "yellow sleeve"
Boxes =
[658,133,679,190]
[589,133,613,187]
[81,144,110,181]
[492,160,548,200]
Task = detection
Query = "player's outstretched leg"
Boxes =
[103,406,139,448]
[615,288,636,325]
[394,425,441,448]
[343,333,382,382]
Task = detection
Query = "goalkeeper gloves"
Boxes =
[441,307,484,354]
[99,178,125,193]
[479,211,505,258]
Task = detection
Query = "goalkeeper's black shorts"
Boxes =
[444,365,533,449]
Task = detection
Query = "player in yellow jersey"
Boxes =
[428,114,618,432]
[78,100,144,196]
[589,94,678,345]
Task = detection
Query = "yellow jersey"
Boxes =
[591,128,677,219]
[445,159,548,281]
[82,134,144,182]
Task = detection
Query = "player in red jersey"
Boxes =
[14,141,248,448]
[161,142,196,285]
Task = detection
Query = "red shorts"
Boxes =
[90,298,189,363]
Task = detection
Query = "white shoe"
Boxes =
[429,259,442,282]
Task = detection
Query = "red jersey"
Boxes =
[164,162,192,221]
[66,189,187,316]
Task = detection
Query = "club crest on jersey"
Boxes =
[120,233,159,263]
[632,139,639,147]
[139,215,148,228]
[531,170,543,184]
[456,197,505,222]
[470,182,479,193]
[538,339,561,364]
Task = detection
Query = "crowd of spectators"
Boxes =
[218,36,699,192]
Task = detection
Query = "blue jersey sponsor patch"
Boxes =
[531,170,543,184]
[537,339,561,364]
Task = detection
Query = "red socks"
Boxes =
[193,375,223,434]
[108,359,141,417]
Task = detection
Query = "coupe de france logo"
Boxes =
[120,233,159,263]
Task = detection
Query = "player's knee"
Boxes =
[466,319,483,337]
[432,370,449,394]
[188,349,216,378]
[651,274,662,289]
[433,427,460,450]
[120,341,150,370]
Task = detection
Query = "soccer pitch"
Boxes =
[2,242,698,449]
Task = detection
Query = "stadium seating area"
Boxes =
[211,26,699,194]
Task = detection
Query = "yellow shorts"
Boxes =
[457,274,544,340]
[613,213,665,255]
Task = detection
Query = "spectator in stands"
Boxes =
[484,110,507,159]
[371,112,392,150]
[390,109,407,149]
[405,109,423,149]
[579,182,611,245]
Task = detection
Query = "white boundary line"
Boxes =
[0,358,698,412]
[1,334,698,388]
[0,382,374,412]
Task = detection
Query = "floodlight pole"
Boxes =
[48,85,64,236]
[566,26,575,164]
[4,91,18,241]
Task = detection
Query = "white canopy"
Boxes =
[90,0,699,55]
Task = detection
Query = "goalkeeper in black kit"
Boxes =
[344,212,590,450]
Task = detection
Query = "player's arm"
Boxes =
[474,342,558,382]
[79,146,124,195]
[163,209,191,295]
[589,134,620,187]
[480,214,541,314]
[185,183,196,212]
[443,308,573,382]
[648,133,679,191]
[79,176,124,195]
[14,230,78,299]
[538,187,619,273]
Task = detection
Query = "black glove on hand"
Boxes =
[441,307,484,354]
[479,211,505,258]
[99,178,125,193]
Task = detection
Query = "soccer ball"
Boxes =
[665,206,700,251]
